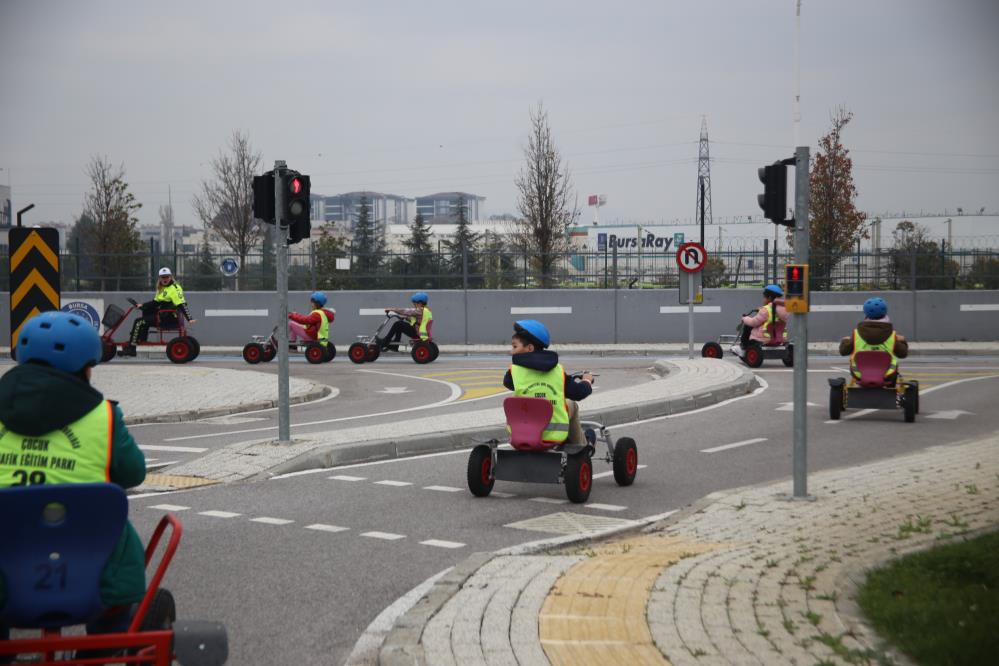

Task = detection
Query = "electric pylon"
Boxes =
[695,116,713,242]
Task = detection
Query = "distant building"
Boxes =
[414,192,484,224]
[322,191,411,230]
[0,185,10,229]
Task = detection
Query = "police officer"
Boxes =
[123,267,196,356]
[381,291,433,350]
[839,297,909,383]
[0,311,147,640]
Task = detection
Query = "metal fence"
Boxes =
[2,246,997,292]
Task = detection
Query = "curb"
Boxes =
[123,384,334,426]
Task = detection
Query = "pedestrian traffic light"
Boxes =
[784,263,809,313]
[252,172,275,224]
[284,171,311,244]
[757,162,789,226]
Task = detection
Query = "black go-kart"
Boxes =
[241,325,335,365]
[347,312,439,365]
[701,308,793,368]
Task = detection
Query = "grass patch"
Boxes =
[857,530,999,666]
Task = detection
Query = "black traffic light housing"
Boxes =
[283,171,311,244]
[757,162,789,226]
[252,172,275,224]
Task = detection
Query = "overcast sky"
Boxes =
[2,0,997,233]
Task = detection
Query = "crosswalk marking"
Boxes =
[361,531,406,541]
[329,475,367,481]
[424,485,462,492]
[198,510,241,518]
[305,524,349,533]
[420,539,465,549]
[148,504,189,511]
[251,517,294,525]
[375,480,412,487]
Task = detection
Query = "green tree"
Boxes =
[82,155,144,290]
[480,230,517,288]
[188,234,220,291]
[889,221,959,289]
[965,254,999,289]
[701,256,728,288]
[442,198,481,287]
[314,223,352,290]
[351,196,384,286]
[402,212,437,287]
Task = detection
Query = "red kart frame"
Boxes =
[100,297,200,364]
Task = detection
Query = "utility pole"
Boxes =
[791,146,810,499]
[273,160,291,444]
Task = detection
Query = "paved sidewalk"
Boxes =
[379,433,999,665]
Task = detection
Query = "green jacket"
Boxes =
[0,364,147,608]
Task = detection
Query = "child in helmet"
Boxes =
[288,291,336,347]
[839,297,909,383]
[738,284,789,348]
[504,320,594,445]
[380,292,433,351]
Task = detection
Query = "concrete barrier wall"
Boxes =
[1,289,997,346]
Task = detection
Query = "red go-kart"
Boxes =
[100,297,201,364]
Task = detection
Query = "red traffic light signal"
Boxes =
[289,177,303,195]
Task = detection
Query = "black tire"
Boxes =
[138,588,176,631]
[243,343,263,364]
[903,385,916,423]
[305,343,326,364]
[564,450,593,504]
[166,337,193,364]
[101,339,117,363]
[262,345,276,362]
[701,342,723,359]
[612,437,638,487]
[782,344,794,367]
[429,341,440,362]
[365,345,380,362]
[907,381,920,414]
[411,341,433,364]
[467,445,494,497]
[744,342,764,368]
[323,344,336,362]
[829,385,842,420]
[348,342,367,364]
[186,336,201,361]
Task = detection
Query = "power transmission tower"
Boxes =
[695,116,713,244]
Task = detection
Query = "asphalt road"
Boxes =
[125,355,999,665]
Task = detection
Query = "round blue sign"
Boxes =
[61,301,101,332]
[220,258,240,277]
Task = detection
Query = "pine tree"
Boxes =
[314,223,351,289]
[351,195,385,285]
[442,197,480,287]
[189,234,220,291]
[402,212,437,287]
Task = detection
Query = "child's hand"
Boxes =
[581,372,594,385]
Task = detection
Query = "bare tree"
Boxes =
[82,155,143,289]
[192,131,262,288]
[514,102,578,287]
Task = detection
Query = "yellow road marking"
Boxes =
[460,387,509,401]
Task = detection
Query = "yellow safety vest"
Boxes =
[761,303,777,341]
[408,307,432,341]
[851,330,898,379]
[155,281,186,307]
[0,401,113,487]
[509,364,570,443]
[312,309,330,344]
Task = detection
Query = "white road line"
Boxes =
[592,464,647,479]
[490,491,517,498]
[305,524,349,533]
[204,309,269,317]
[250,517,294,525]
[329,475,367,482]
[375,480,412,487]
[701,438,768,453]
[128,387,340,428]
[140,445,208,453]
[198,510,241,518]
[148,504,189,511]
[659,305,722,314]
[625,375,769,428]
[146,461,177,470]
[361,531,406,541]
[584,503,627,512]
[530,497,568,505]
[960,304,999,311]
[843,409,877,421]
[420,539,465,549]
[424,485,462,493]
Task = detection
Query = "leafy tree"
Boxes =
[402,212,437,287]
[889,220,959,289]
[793,108,867,290]
[514,102,578,287]
[442,198,481,287]
[701,256,729,288]
[351,196,384,286]
[480,230,517,288]
[314,223,352,290]
[965,254,999,289]
[81,156,144,290]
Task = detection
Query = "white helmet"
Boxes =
[158,267,173,277]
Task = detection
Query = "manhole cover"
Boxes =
[505,511,638,535]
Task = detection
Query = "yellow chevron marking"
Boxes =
[10,307,41,349]
[11,268,60,310]
[10,230,59,271]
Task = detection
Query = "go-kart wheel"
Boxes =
[262,344,277,362]
[906,380,920,413]
[138,588,176,631]
[365,345,380,362]
[323,344,336,362]
[829,385,843,420]
[564,450,593,504]
[101,339,117,363]
[903,384,917,423]
[467,445,494,497]
[743,342,764,368]
[782,344,794,367]
[612,437,638,487]
[305,343,326,364]
[701,342,723,359]
[185,336,201,361]
[166,337,193,364]
[411,341,433,364]
[429,341,440,362]
[243,342,264,364]
[348,342,367,364]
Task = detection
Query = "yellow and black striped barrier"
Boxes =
[8,227,61,353]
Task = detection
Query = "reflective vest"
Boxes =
[851,329,898,379]
[509,364,570,443]
[154,281,186,307]
[409,307,432,341]
[761,303,777,341]
[313,309,330,343]
[0,401,113,487]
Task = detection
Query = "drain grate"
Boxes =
[505,511,638,535]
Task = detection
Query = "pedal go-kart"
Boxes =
[701,309,793,368]
[0,483,227,665]
[241,325,336,365]
[466,395,638,504]
[827,351,920,423]
[100,297,201,364]
[347,312,439,365]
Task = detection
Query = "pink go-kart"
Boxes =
[828,350,919,422]
[466,393,638,504]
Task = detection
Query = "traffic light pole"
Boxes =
[791,146,810,499]
[274,160,291,444]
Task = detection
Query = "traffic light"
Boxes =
[284,171,311,244]
[784,263,809,313]
[757,162,789,225]
[252,172,275,224]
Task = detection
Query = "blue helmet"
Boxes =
[863,297,888,320]
[764,284,784,298]
[411,292,429,305]
[514,320,551,349]
[17,311,102,374]
[310,291,327,307]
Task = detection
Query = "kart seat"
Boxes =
[854,350,894,388]
[0,483,127,629]
[504,397,554,452]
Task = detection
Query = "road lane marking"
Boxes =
[592,464,647,480]
[375,480,412,487]
[148,504,189,511]
[305,524,349,533]
[530,497,568,505]
[250,517,294,525]
[491,491,517,498]
[775,402,818,411]
[701,438,768,453]
[424,485,462,492]
[146,461,177,470]
[361,531,406,541]
[843,409,877,420]
[198,510,241,518]
[329,475,367,482]
[420,539,465,549]
[140,445,209,453]
[584,503,627,512]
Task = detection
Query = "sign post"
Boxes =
[273,160,291,444]
[676,242,708,360]
[790,146,811,499]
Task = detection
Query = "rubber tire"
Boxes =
[903,385,916,423]
[305,343,326,364]
[183,336,200,361]
[323,344,336,362]
[564,450,593,504]
[138,588,176,632]
[262,345,277,362]
[243,342,263,364]
[365,345,380,362]
[782,344,794,367]
[829,385,842,420]
[166,337,193,364]
[411,341,433,364]
[101,339,117,363]
[466,445,494,497]
[701,342,723,359]
[744,342,764,368]
[429,341,440,362]
[348,342,367,364]
[612,437,638,487]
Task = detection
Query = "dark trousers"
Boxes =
[129,303,176,344]
[383,321,418,348]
